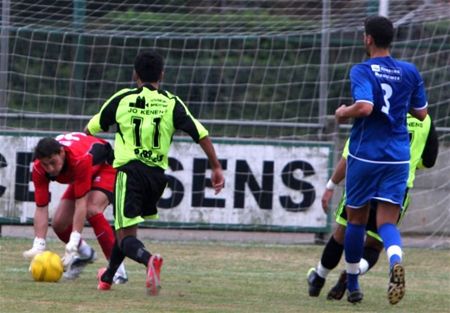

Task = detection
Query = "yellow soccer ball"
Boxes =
[29,251,63,282]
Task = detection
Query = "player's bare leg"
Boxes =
[86,190,127,283]
[307,224,345,297]
[53,199,97,279]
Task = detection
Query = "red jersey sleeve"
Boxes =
[72,156,94,199]
[32,161,50,207]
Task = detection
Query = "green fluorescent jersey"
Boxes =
[87,84,208,169]
[406,113,431,187]
[342,113,431,188]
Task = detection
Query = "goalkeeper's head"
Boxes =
[133,50,164,85]
[34,137,65,178]
[364,15,394,50]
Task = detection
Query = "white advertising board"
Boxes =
[0,134,332,231]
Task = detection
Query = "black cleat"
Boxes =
[327,270,347,300]
[347,289,364,304]
[307,268,325,297]
[388,263,405,305]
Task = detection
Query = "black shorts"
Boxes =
[113,160,168,229]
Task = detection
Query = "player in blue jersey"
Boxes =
[334,16,428,304]
[306,114,438,300]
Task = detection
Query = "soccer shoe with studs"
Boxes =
[388,263,405,305]
[146,254,163,296]
[347,289,364,304]
[327,270,347,300]
[97,267,112,291]
[63,246,97,280]
[307,267,325,297]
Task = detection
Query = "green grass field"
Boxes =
[1,237,449,313]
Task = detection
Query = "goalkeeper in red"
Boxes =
[24,132,127,282]
[85,50,224,295]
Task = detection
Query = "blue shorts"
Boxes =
[345,155,408,208]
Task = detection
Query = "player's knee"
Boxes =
[365,236,383,252]
[333,225,346,244]
[51,219,65,233]
[86,206,104,218]
[86,198,109,217]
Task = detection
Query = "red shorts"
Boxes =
[61,164,116,202]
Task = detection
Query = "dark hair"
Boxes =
[364,15,394,48]
[34,137,62,159]
[134,50,164,83]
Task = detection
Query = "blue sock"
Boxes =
[345,222,365,291]
[378,223,402,268]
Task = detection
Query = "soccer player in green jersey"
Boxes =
[85,50,225,295]
[307,113,438,299]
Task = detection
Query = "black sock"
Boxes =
[362,246,380,270]
[320,236,344,270]
[120,236,151,266]
[102,239,126,284]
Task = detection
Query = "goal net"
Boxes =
[0,0,449,245]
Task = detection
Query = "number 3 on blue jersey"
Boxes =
[381,83,392,115]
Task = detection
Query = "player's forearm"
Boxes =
[199,136,224,194]
[199,136,222,170]
[84,125,92,135]
[72,197,88,233]
[331,157,347,185]
[340,102,373,119]
[409,107,428,121]
[324,157,346,197]
[85,114,103,136]
[34,206,49,238]
[421,121,439,168]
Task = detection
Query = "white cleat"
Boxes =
[113,262,128,284]
[23,246,46,260]
[63,247,97,280]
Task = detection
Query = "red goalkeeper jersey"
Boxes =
[32,133,113,207]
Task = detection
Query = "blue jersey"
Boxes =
[349,56,427,162]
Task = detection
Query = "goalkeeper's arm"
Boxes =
[23,205,49,259]
[419,121,439,169]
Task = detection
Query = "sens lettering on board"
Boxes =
[12,152,316,211]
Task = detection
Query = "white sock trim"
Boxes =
[317,262,330,279]
[33,237,46,248]
[359,258,369,275]
[346,262,360,275]
[386,245,403,262]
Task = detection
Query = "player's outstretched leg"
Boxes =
[146,254,163,296]
[96,246,125,291]
[113,262,128,284]
[97,267,112,291]
[327,270,347,300]
[306,268,325,297]
[378,221,405,305]
[388,263,405,305]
